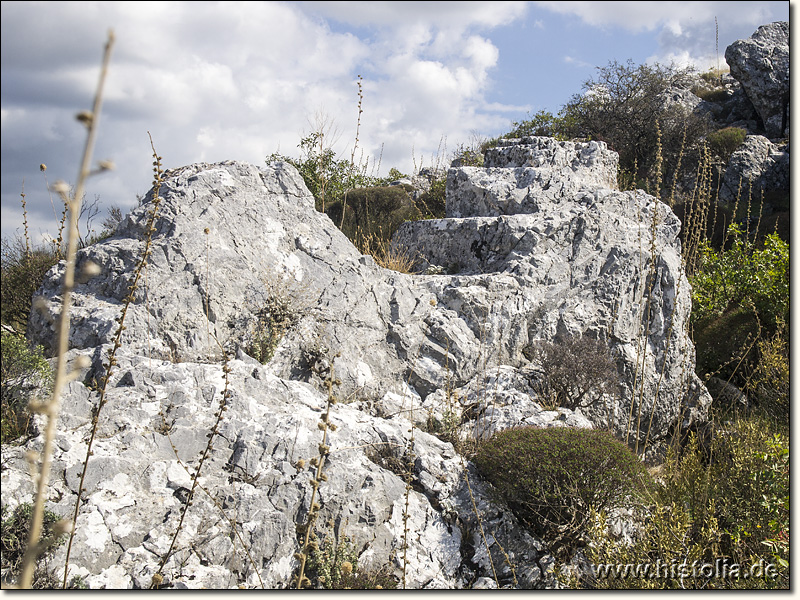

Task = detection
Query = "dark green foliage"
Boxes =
[474,427,650,557]
[415,177,446,219]
[1,238,60,333]
[693,306,759,386]
[693,87,730,103]
[1,502,66,588]
[691,226,789,329]
[705,126,746,162]
[324,185,422,245]
[1,329,52,443]
[266,132,379,213]
[505,109,575,140]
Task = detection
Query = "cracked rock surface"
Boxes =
[5,137,709,588]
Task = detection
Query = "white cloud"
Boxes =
[2,1,532,240]
[534,1,787,70]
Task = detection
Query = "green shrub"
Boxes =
[693,87,730,103]
[691,226,789,329]
[705,126,746,162]
[473,427,650,558]
[1,238,60,333]
[267,131,379,214]
[505,109,574,140]
[415,177,446,219]
[1,330,53,443]
[306,529,397,589]
[558,59,709,182]
[324,185,422,244]
[1,502,67,588]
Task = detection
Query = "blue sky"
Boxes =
[0,1,791,242]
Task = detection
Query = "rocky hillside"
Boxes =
[2,20,787,591]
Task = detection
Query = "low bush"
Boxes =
[691,225,789,330]
[306,528,397,589]
[1,502,67,588]
[705,126,747,162]
[473,427,651,558]
[528,335,620,410]
[1,238,60,333]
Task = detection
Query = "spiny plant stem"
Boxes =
[62,133,163,587]
[153,346,234,586]
[163,422,266,588]
[339,75,363,230]
[20,180,31,257]
[18,30,115,590]
[294,356,339,589]
[459,455,502,586]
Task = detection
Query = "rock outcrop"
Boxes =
[4,137,710,588]
[725,21,790,139]
[718,135,790,207]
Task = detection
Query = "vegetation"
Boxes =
[705,126,747,162]
[1,503,67,588]
[527,335,620,410]
[0,330,53,444]
[1,239,60,334]
[558,60,710,183]
[474,427,651,559]
[583,414,788,589]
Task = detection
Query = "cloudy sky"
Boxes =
[1,1,791,242]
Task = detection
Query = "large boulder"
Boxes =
[718,135,790,209]
[4,137,710,588]
[725,22,790,139]
[394,138,710,454]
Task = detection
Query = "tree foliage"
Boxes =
[558,59,710,184]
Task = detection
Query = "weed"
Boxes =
[293,353,340,588]
[62,134,164,586]
[528,335,620,411]
[1,503,68,588]
[16,31,114,590]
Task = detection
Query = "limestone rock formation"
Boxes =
[4,137,710,588]
[725,22,790,139]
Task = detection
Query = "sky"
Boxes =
[0,1,792,242]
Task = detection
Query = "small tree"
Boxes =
[560,59,710,185]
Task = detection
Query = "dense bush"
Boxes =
[1,502,67,588]
[557,59,710,184]
[266,131,380,214]
[324,185,421,243]
[504,109,575,140]
[474,427,650,558]
[1,329,52,443]
[705,126,747,162]
[691,225,789,329]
